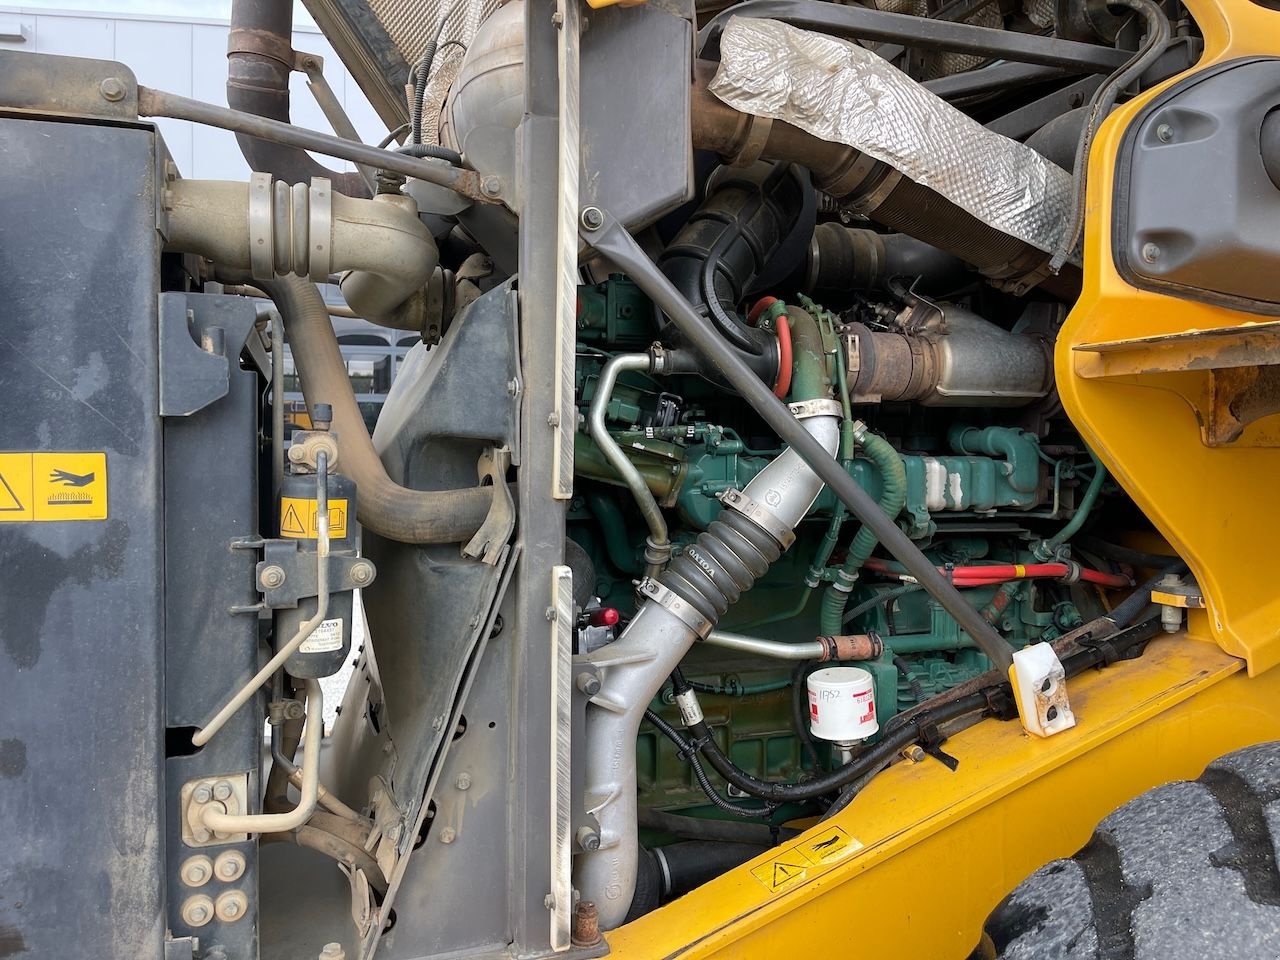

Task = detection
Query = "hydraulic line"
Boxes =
[583,212,1016,673]
[1037,450,1107,558]
[202,679,323,834]
[1105,559,1189,628]
[587,354,672,579]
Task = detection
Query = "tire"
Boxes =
[978,741,1280,960]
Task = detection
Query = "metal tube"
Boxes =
[270,308,285,493]
[137,86,488,203]
[192,453,332,748]
[703,629,823,660]
[202,680,323,834]
[301,61,378,194]
[587,354,670,579]
[582,211,1015,674]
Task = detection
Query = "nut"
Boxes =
[180,855,213,887]
[99,77,126,102]
[215,890,249,923]
[580,206,604,230]
[214,850,246,882]
[260,565,286,589]
[181,894,215,928]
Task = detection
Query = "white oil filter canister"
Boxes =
[807,666,878,742]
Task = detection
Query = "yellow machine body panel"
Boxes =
[608,636,1280,958]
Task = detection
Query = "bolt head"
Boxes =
[215,852,246,881]
[180,856,212,887]
[439,827,456,844]
[351,561,374,586]
[99,77,126,102]
[1156,123,1174,143]
[212,780,233,802]
[193,784,213,804]
[481,177,502,198]
[580,206,604,230]
[260,565,286,589]
[576,827,601,851]
[575,672,601,697]
[455,772,472,791]
[1141,242,1161,263]
[181,896,214,927]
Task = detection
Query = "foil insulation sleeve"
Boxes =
[708,17,1077,258]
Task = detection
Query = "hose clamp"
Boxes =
[719,488,795,550]
[729,115,774,168]
[307,178,333,283]
[248,172,275,281]
[637,578,713,639]
[845,166,905,216]
[787,398,843,420]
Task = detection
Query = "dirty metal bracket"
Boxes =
[463,445,516,565]
[248,537,375,610]
[158,292,259,417]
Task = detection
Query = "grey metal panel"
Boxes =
[579,1,693,230]
[1115,57,1280,314]
[161,293,263,958]
[0,117,165,959]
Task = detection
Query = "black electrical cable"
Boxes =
[893,655,927,704]
[395,143,464,165]
[1049,0,1171,272]
[790,661,821,769]
[411,5,466,145]
[820,758,891,821]
[842,583,924,626]
[645,710,780,819]
[677,668,989,803]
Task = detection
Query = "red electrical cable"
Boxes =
[863,558,1131,588]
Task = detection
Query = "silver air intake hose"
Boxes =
[575,405,839,929]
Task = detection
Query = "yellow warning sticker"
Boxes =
[750,827,864,894]
[279,497,348,539]
[0,452,107,522]
[750,852,810,892]
[797,825,861,864]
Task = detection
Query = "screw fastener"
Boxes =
[1141,242,1161,263]
[580,206,604,230]
[260,565,286,589]
[1156,123,1175,143]
[350,561,374,586]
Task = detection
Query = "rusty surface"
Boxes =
[1204,365,1280,446]
[821,633,883,661]
[572,901,603,947]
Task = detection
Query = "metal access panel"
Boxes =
[0,116,262,958]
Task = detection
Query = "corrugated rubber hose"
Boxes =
[259,275,497,543]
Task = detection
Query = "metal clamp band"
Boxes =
[636,578,713,639]
[787,398,844,420]
[719,488,796,550]
[227,28,295,69]
[846,167,905,216]
[248,172,275,281]
[729,115,773,168]
[307,178,333,282]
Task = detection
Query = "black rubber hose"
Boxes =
[658,162,807,384]
[411,39,438,146]
[1105,559,1189,629]
[226,0,369,197]
[1075,536,1180,570]
[791,661,821,769]
[652,841,769,900]
[587,215,1016,672]
[638,808,799,845]
[396,143,464,165]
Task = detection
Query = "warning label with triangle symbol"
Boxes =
[750,854,809,892]
[0,453,33,521]
[281,503,306,536]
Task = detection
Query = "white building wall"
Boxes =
[0,5,388,180]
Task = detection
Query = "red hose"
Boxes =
[772,313,792,399]
[863,558,1131,588]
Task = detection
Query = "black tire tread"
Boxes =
[985,741,1280,960]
